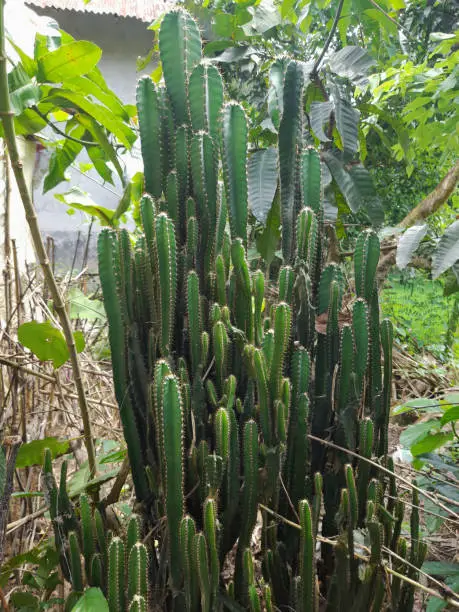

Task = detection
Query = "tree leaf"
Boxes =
[440,405,459,426]
[432,220,459,279]
[113,180,131,221]
[38,41,102,82]
[248,148,278,223]
[396,224,428,269]
[68,288,106,321]
[399,419,441,448]
[214,46,254,63]
[391,398,440,416]
[328,46,375,83]
[323,153,382,224]
[54,188,115,226]
[333,95,360,153]
[411,432,454,455]
[268,58,288,130]
[18,320,84,368]
[310,101,333,142]
[42,90,135,147]
[7,65,40,115]
[43,138,83,193]
[71,588,109,612]
[16,437,70,469]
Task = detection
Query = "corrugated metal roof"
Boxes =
[25,0,173,22]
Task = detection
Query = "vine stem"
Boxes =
[312,0,346,74]
[0,0,97,479]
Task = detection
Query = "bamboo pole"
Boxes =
[0,0,97,478]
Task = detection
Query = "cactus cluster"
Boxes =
[42,8,424,611]
[43,450,149,611]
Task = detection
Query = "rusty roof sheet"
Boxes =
[25,0,173,22]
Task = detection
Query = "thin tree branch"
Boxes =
[312,0,346,74]
[32,106,98,147]
[32,105,125,150]
[0,0,97,479]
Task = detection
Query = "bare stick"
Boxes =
[0,1,97,478]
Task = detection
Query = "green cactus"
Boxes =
[221,103,248,245]
[89,8,415,611]
[159,9,201,125]
[69,531,83,593]
[136,77,162,198]
[128,542,148,601]
[108,537,125,612]
[162,374,184,591]
[195,532,211,612]
[301,148,322,213]
[181,515,199,612]
[279,60,304,263]
[299,499,315,612]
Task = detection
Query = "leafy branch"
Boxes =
[0,0,97,479]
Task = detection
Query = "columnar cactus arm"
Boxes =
[189,63,224,141]
[159,9,202,125]
[108,537,125,612]
[136,76,162,199]
[301,148,322,214]
[279,61,304,263]
[155,213,177,357]
[299,499,316,612]
[162,374,184,591]
[221,103,248,245]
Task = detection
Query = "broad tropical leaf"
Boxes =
[328,46,375,83]
[333,95,359,153]
[433,220,459,279]
[38,41,102,82]
[396,224,428,269]
[248,148,278,223]
[310,101,332,142]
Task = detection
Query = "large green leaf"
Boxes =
[268,58,287,130]
[333,95,360,153]
[252,0,282,32]
[55,188,115,226]
[440,405,459,426]
[310,101,333,142]
[411,432,454,455]
[41,90,135,147]
[62,76,128,120]
[71,588,109,612]
[7,65,40,115]
[43,136,83,193]
[38,41,102,82]
[68,288,106,321]
[16,437,70,468]
[18,320,85,369]
[396,224,428,269]
[248,148,278,223]
[432,220,459,279]
[328,46,375,82]
[323,152,382,224]
[399,419,441,448]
